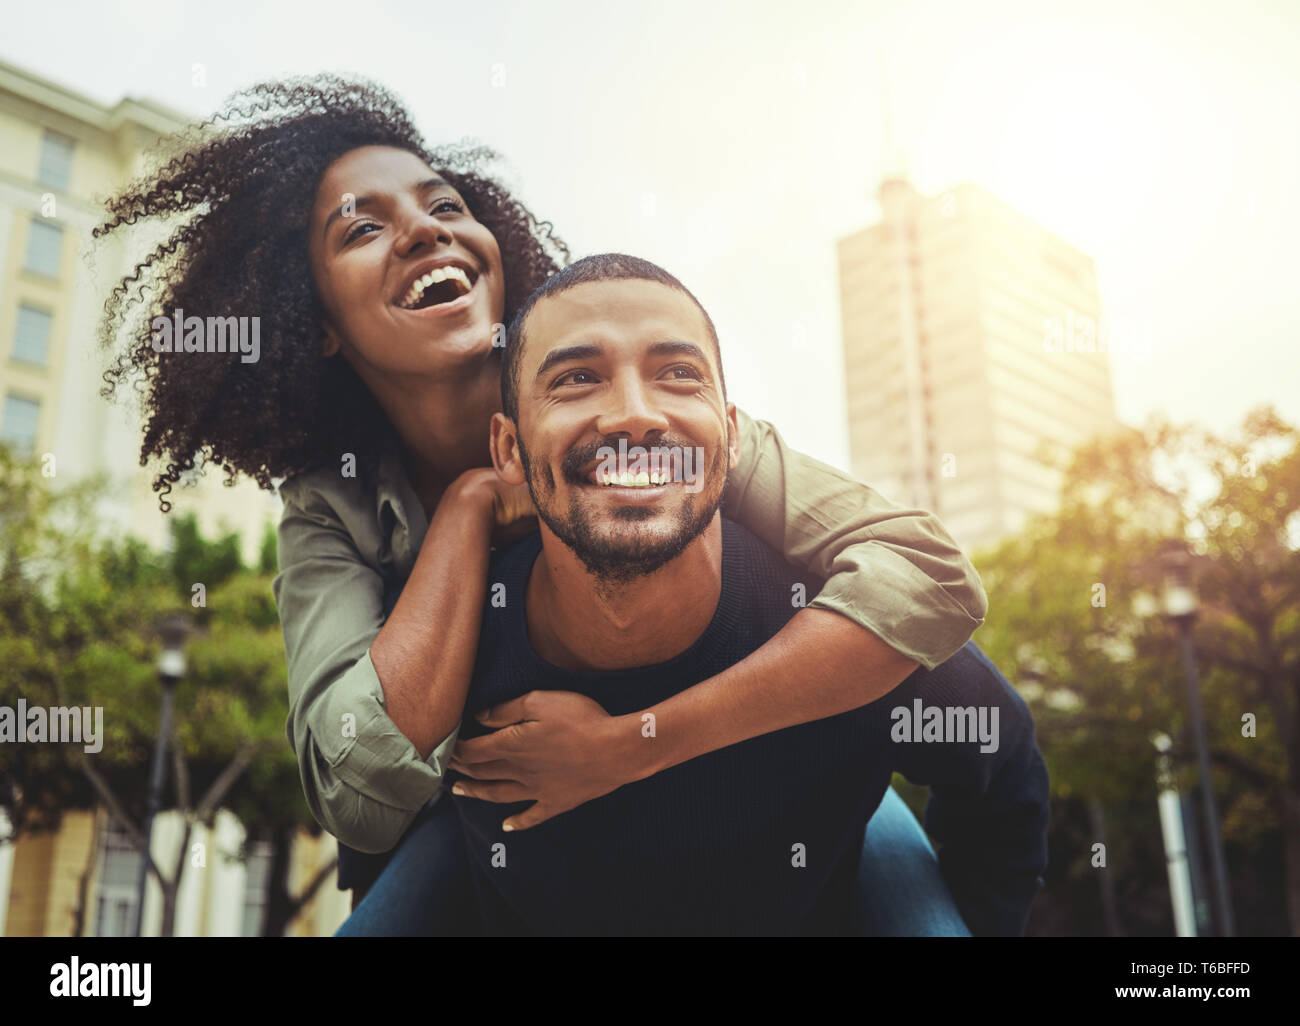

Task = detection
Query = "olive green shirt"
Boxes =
[273,407,987,853]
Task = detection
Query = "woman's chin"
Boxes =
[407,326,501,377]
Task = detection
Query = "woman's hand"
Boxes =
[487,479,537,546]
[448,467,537,545]
[446,691,649,831]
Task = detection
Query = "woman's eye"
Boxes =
[432,198,466,215]
[344,222,379,244]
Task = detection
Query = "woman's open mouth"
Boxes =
[396,264,479,314]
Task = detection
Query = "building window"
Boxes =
[94,819,143,938]
[241,840,275,937]
[0,395,40,458]
[24,220,63,278]
[37,130,75,190]
[12,305,53,366]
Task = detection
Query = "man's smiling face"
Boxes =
[493,277,739,584]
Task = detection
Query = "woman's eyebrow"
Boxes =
[320,178,452,240]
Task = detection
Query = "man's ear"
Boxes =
[725,402,741,471]
[490,412,527,484]
[320,319,341,358]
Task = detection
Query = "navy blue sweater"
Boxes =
[447,518,1049,935]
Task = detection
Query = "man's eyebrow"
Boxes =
[321,177,450,241]
[536,343,603,380]
[648,340,709,362]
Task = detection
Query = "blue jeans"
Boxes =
[337,785,970,936]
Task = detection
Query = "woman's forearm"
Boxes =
[370,475,495,760]
[625,608,919,780]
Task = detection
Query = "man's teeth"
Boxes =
[595,469,671,486]
[400,266,473,308]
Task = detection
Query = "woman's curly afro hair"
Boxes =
[95,74,568,510]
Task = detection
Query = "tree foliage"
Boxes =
[973,405,1299,934]
[0,450,307,841]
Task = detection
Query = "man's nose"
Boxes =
[595,372,670,442]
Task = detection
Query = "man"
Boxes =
[444,254,1049,935]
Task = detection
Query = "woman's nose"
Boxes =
[397,209,453,256]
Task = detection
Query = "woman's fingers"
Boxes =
[448,756,515,779]
[491,479,537,528]
[490,513,539,547]
[450,776,530,804]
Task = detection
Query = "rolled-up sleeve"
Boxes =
[722,407,987,669]
[273,477,460,854]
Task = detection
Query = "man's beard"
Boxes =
[517,431,729,588]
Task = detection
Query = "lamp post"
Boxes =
[1159,544,1235,937]
[1151,732,1198,936]
[133,613,191,938]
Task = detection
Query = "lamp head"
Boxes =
[1158,542,1199,622]
[156,612,193,679]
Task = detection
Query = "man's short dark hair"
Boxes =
[500,253,724,421]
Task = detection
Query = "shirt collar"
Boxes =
[376,433,429,578]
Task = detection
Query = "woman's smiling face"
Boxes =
[307,145,505,382]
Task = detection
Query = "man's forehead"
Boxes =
[525,279,711,360]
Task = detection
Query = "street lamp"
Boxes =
[133,612,192,937]
[1158,542,1235,937]
[1151,732,1198,935]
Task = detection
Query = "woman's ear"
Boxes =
[320,320,341,358]
[490,412,527,485]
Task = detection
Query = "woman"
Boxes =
[96,74,981,935]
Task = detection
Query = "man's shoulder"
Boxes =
[721,515,822,582]
[481,531,544,632]
[720,517,826,631]
[487,530,544,582]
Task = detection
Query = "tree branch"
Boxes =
[286,856,340,922]
[171,734,191,815]
[1199,747,1284,792]
[193,738,276,824]
[78,757,167,887]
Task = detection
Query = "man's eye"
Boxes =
[663,365,703,381]
[344,221,380,244]
[556,370,598,386]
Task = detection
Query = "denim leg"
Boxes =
[853,786,972,936]
[335,794,483,937]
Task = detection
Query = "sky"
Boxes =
[5,0,1298,468]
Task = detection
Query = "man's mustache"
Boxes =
[559,435,708,485]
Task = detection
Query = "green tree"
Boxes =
[0,451,331,935]
[973,405,1298,935]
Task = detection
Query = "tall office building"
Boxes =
[838,177,1122,554]
[0,58,279,562]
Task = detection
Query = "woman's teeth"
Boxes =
[595,469,671,487]
[399,266,473,309]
